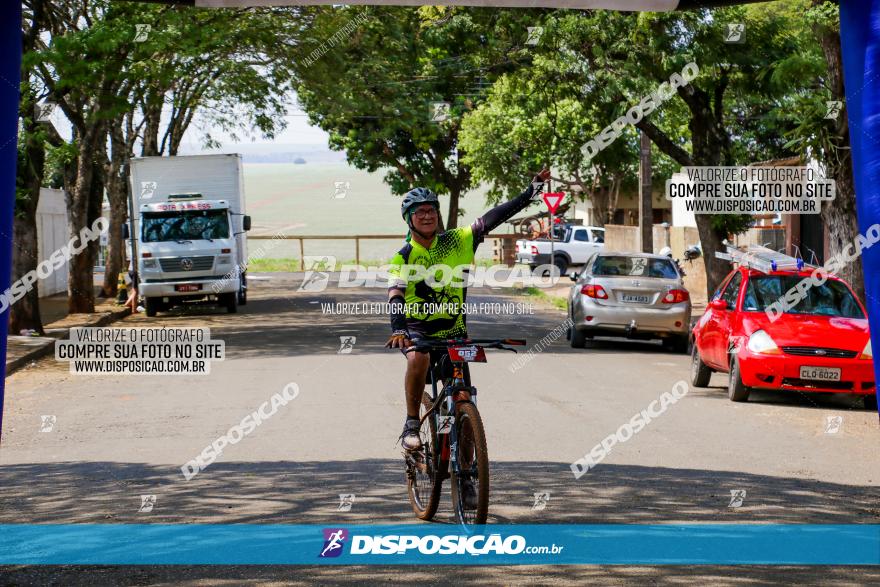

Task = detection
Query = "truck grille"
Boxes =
[158,256,215,272]
[781,346,858,359]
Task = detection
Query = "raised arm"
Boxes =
[471,168,552,248]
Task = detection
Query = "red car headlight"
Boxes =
[747,329,781,355]
[859,338,872,360]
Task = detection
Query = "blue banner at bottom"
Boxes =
[0,524,877,565]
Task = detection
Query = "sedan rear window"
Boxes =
[592,256,678,279]
[743,275,865,318]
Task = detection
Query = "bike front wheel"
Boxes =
[450,401,489,524]
[407,392,443,520]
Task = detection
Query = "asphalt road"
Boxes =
[1,273,878,585]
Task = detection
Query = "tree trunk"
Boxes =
[101,124,128,298]
[608,173,622,224]
[694,216,731,297]
[446,185,460,229]
[823,159,862,300]
[101,177,127,299]
[815,5,863,301]
[639,100,732,296]
[142,91,162,157]
[168,102,198,156]
[67,149,94,313]
[11,89,45,334]
[9,214,44,334]
[589,186,609,227]
[67,129,105,313]
[691,173,732,295]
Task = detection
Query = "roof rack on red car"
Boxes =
[715,245,809,273]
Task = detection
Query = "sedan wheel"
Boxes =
[570,326,587,349]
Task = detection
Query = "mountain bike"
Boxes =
[402,337,525,524]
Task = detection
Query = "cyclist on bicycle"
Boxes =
[385,168,551,451]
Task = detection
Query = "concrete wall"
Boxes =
[603,224,640,253]
[604,224,707,303]
[670,172,697,228]
[36,188,68,298]
[731,226,786,252]
[568,188,671,226]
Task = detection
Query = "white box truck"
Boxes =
[128,154,251,317]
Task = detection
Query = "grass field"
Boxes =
[520,285,569,310]
[243,163,502,261]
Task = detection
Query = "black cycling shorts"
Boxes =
[401,323,470,386]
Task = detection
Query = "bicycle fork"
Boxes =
[438,363,475,478]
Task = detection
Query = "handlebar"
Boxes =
[402,338,526,355]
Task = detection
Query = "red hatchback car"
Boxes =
[691,265,877,409]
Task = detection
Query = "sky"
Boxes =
[177,102,335,155]
[47,92,335,157]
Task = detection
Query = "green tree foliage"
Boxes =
[289,6,546,227]
[461,4,822,295]
[25,1,299,310]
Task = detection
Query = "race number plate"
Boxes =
[799,366,841,381]
[448,345,487,363]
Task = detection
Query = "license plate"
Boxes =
[800,366,841,381]
[621,294,649,303]
[175,284,202,292]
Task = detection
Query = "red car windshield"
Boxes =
[742,275,865,319]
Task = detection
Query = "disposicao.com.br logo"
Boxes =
[319,528,349,558]
[318,528,563,558]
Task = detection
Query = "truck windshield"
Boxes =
[142,209,229,242]
[593,255,678,279]
[742,275,865,318]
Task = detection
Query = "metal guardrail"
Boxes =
[249,233,521,270]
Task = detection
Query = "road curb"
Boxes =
[5,305,131,377]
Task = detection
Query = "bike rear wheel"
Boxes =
[450,401,489,524]
[406,392,443,520]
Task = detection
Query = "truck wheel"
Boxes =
[728,357,751,402]
[690,344,712,387]
[863,394,878,411]
[144,297,159,318]
[224,292,238,314]
[553,256,569,276]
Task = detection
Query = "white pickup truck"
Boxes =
[516,224,605,274]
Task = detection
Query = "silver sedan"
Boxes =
[566,252,692,352]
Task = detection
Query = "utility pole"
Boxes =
[639,130,653,253]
